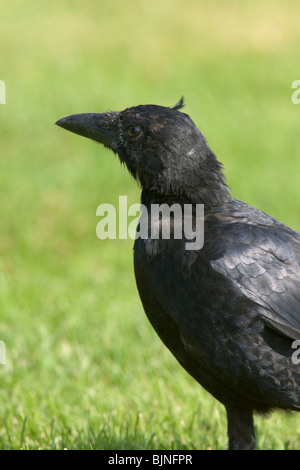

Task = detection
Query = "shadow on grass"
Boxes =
[54,421,201,451]
[1,409,226,450]
[49,415,226,451]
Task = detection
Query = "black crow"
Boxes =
[56,99,300,450]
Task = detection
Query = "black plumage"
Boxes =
[56,99,300,449]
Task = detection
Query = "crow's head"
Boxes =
[56,99,229,206]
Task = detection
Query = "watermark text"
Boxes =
[292,340,300,364]
[0,80,6,104]
[291,80,300,104]
[0,340,6,364]
[96,196,204,250]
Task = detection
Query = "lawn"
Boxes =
[0,0,300,450]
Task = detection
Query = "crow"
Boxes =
[56,99,300,450]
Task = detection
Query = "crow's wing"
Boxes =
[205,199,300,340]
[135,199,300,409]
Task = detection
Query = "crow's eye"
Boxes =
[127,125,141,138]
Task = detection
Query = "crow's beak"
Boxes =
[55,112,119,150]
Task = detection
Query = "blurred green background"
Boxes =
[1,0,300,449]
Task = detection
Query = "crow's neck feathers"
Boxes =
[138,142,231,210]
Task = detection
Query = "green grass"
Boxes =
[1,0,300,450]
